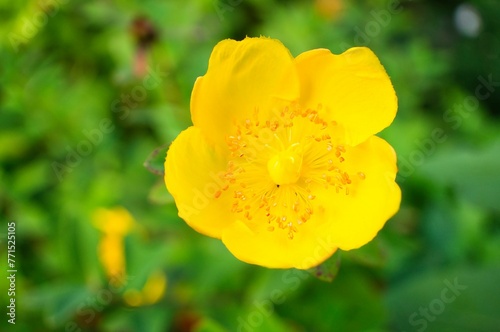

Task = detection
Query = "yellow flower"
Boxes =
[123,271,167,307]
[92,207,135,236]
[92,207,136,280]
[165,37,400,269]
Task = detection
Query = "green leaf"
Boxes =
[25,284,92,327]
[143,143,169,176]
[386,265,500,332]
[343,238,387,267]
[419,140,500,212]
[148,180,174,205]
[306,250,341,282]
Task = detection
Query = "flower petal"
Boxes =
[322,136,401,250]
[164,126,234,239]
[295,47,397,146]
[221,212,337,269]
[191,37,300,144]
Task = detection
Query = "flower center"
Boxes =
[267,144,302,185]
[214,102,363,239]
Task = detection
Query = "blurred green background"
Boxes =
[1,0,500,331]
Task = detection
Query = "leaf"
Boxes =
[148,180,174,205]
[143,143,170,176]
[419,140,500,212]
[343,238,386,267]
[306,250,341,282]
[386,265,500,332]
[25,284,92,327]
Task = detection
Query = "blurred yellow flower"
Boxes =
[92,207,136,280]
[165,37,400,269]
[124,271,167,307]
[93,207,135,235]
[97,234,126,279]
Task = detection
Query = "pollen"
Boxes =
[215,102,354,239]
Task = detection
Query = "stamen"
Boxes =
[214,102,354,239]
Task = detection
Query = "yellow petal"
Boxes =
[295,47,397,146]
[191,37,300,144]
[322,136,401,250]
[221,213,337,269]
[98,235,126,279]
[92,207,135,235]
[142,271,167,305]
[165,126,235,238]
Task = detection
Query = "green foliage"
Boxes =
[307,250,341,282]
